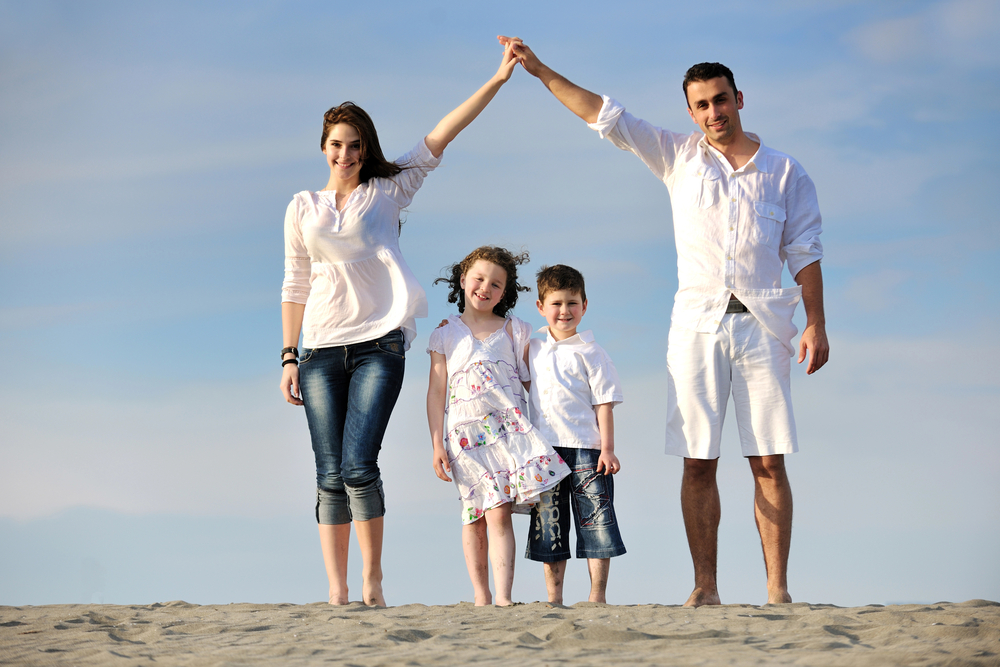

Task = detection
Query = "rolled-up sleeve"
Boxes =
[588,95,685,183]
[781,168,824,280]
[382,139,443,208]
[281,195,311,304]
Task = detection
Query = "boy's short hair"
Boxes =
[536,264,586,303]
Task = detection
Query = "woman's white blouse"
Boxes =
[281,140,442,351]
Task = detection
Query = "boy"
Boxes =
[525,265,625,604]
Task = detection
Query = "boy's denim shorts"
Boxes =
[526,446,626,561]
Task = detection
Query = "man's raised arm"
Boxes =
[498,36,603,124]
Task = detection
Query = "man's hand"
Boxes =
[498,35,544,77]
[798,323,829,374]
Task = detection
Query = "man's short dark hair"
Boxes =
[536,264,586,303]
[682,63,737,107]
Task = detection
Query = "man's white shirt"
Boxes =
[588,96,824,354]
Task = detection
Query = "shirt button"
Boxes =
[731,198,736,202]
[727,255,732,260]
[729,173,736,178]
[730,226,734,231]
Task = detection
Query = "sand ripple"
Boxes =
[1,599,997,666]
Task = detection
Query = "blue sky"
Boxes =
[1,0,998,607]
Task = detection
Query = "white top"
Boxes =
[588,97,824,354]
[281,139,442,351]
[527,327,623,450]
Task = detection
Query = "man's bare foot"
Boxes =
[588,593,607,604]
[767,589,792,604]
[683,586,721,607]
[362,580,386,607]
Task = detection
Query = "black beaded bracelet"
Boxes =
[281,358,299,367]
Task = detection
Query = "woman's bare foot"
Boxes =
[683,586,721,607]
[362,580,386,607]
[329,586,349,605]
[767,588,792,604]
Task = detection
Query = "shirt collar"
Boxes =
[697,131,771,174]
[537,326,595,345]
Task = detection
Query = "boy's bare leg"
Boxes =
[462,518,492,606]
[543,560,568,604]
[587,558,610,603]
[354,517,386,607]
[681,457,722,607]
[318,523,351,605]
[748,455,793,604]
[485,504,516,606]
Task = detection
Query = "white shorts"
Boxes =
[664,312,798,459]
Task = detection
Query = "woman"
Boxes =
[280,42,518,606]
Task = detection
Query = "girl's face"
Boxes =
[323,123,363,185]
[460,259,507,315]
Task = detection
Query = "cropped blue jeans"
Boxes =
[298,329,405,525]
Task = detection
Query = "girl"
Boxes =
[280,44,519,607]
[426,246,571,606]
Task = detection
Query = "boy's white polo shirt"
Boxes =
[528,327,624,450]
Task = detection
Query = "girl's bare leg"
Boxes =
[318,523,351,604]
[485,504,515,606]
[354,517,386,607]
[462,518,492,605]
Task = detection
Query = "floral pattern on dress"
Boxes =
[427,315,571,525]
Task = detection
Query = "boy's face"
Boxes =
[537,289,587,341]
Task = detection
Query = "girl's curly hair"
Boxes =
[434,246,531,318]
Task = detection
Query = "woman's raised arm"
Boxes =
[423,41,518,158]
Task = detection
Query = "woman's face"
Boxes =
[323,123,363,185]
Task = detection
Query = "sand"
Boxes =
[1,599,998,666]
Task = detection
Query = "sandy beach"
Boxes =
[1,599,997,666]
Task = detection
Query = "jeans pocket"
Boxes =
[375,331,405,358]
[299,348,316,365]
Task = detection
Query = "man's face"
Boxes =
[686,77,744,146]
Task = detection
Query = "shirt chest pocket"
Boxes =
[684,166,720,209]
[751,201,786,248]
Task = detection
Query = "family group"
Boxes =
[278,36,829,609]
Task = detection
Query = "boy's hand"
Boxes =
[596,451,620,475]
[432,446,453,482]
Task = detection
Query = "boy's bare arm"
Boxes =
[427,352,452,482]
[498,35,603,124]
[595,403,620,474]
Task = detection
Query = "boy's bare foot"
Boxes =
[362,580,386,607]
[683,586,721,607]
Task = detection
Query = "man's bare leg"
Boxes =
[749,455,793,604]
[681,457,722,607]
[354,517,386,607]
[318,523,351,605]
[587,558,610,603]
[543,560,568,604]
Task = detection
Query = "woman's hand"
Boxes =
[423,41,519,158]
[281,363,304,406]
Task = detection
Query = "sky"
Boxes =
[1,0,998,608]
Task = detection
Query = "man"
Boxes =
[501,36,829,606]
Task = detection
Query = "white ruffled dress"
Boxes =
[428,315,571,524]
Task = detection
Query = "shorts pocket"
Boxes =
[752,201,786,247]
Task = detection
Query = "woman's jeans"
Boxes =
[298,329,405,525]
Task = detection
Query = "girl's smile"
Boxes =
[460,259,507,315]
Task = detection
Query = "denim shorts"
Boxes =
[525,447,626,561]
[298,329,405,525]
